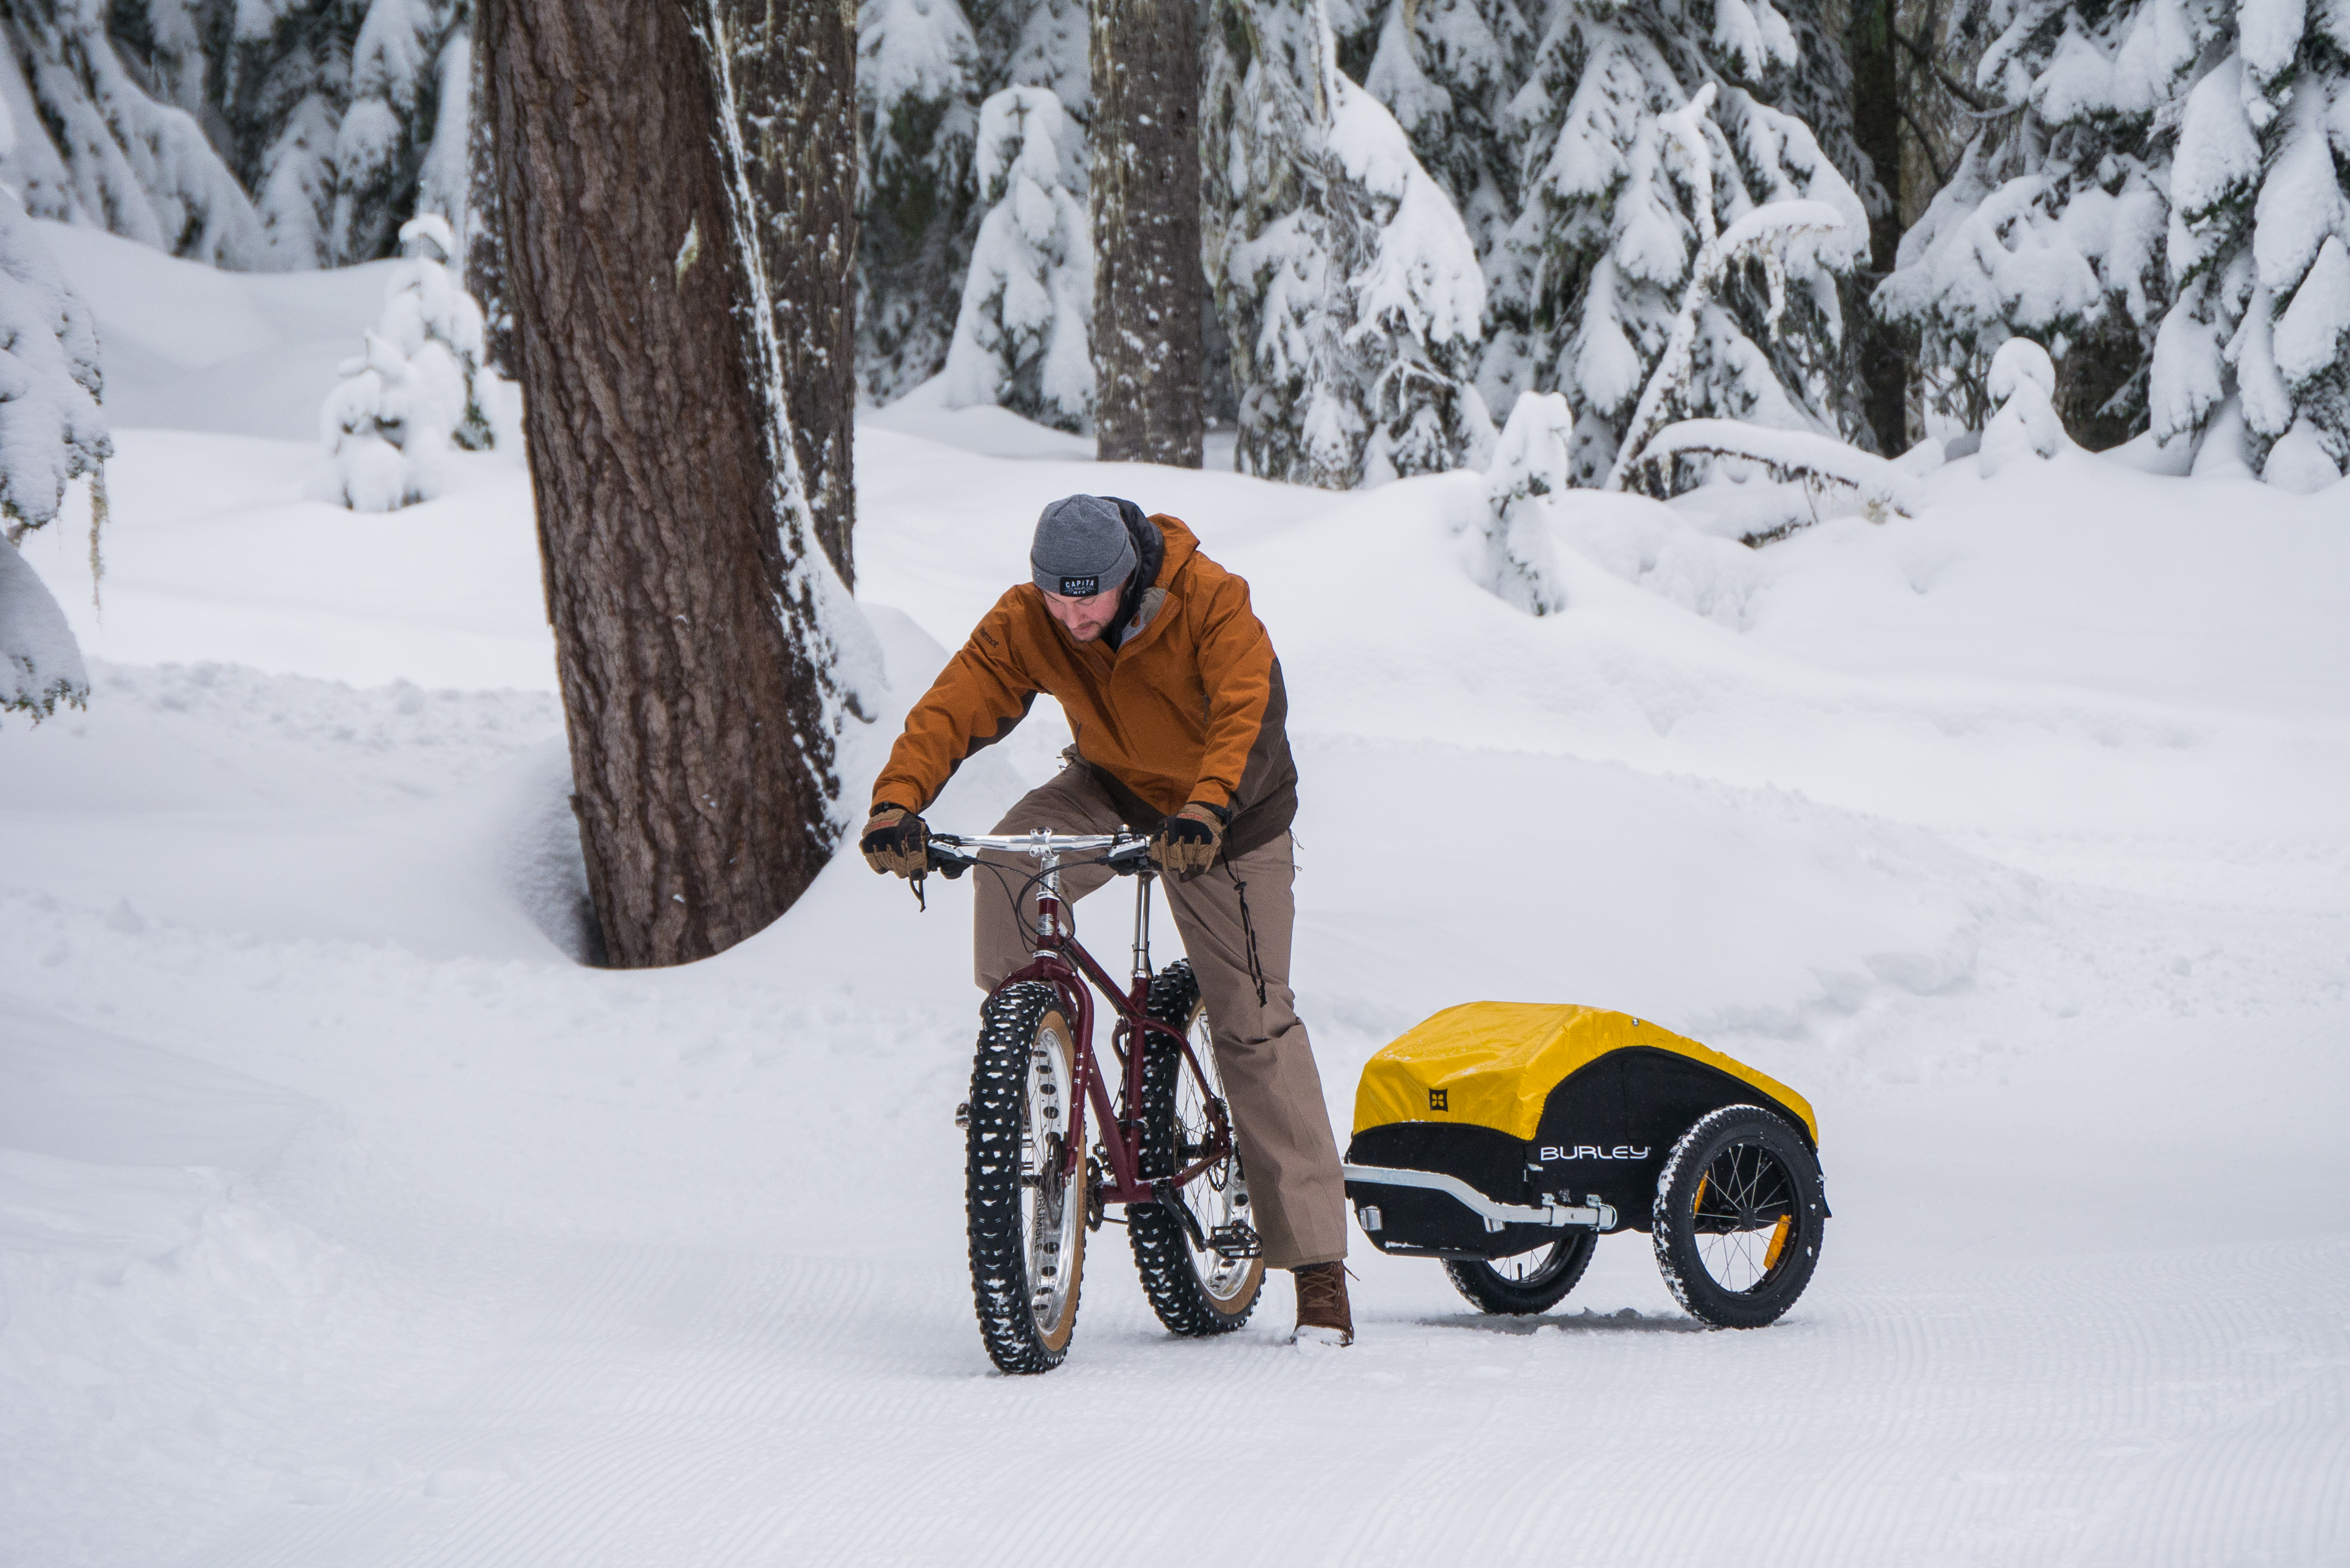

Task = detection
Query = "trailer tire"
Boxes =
[1652,1104,1825,1328]
[1443,1231,1598,1315]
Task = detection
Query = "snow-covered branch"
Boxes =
[1623,419,1924,538]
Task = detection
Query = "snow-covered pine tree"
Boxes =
[1880,0,2350,483]
[1353,0,1532,266]
[857,0,983,401]
[1976,334,2066,474]
[331,0,466,264]
[857,0,1087,402]
[1202,0,1495,488]
[1602,85,1861,487]
[215,0,354,267]
[319,213,491,511]
[0,176,110,721]
[1474,388,1573,613]
[0,0,263,265]
[943,86,1093,430]
[975,0,1089,122]
[1483,0,1869,485]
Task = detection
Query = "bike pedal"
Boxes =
[1208,1222,1263,1259]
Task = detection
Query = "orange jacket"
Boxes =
[872,514,1298,858]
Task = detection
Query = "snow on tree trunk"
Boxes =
[1486,0,1868,486]
[0,0,263,266]
[1091,0,1205,467]
[0,179,108,723]
[944,86,1093,432]
[318,214,495,512]
[856,0,983,402]
[1879,0,2350,480]
[482,0,875,968]
[726,0,860,587]
[1203,0,1496,490]
[1473,388,1573,614]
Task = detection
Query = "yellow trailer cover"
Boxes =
[1352,1002,1818,1145]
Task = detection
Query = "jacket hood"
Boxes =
[1101,499,1180,646]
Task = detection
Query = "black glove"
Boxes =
[1149,802,1225,878]
[860,804,929,878]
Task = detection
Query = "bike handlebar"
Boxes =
[925,830,1154,880]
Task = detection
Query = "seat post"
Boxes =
[1131,852,1153,982]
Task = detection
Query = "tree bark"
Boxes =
[1091,0,1204,467]
[464,7,517,376]
[1847,0,1909,455]
[725,0,859,587]
[480,0,843,969]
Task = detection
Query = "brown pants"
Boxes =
[974,769,1348,1268]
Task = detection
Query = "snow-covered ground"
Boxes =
[6,227,2348,1566]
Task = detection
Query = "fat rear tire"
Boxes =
[966,983,1090,1373]
[1128,962,1266,1336]
[1651,1104,1825,1329]
[1444,1231,1599,1315]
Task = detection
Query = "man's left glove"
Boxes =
[1150,802,1225,878]
[860,803,930,878]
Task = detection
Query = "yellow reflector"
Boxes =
[1765,1212,1793,1270]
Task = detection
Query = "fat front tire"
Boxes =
[966,983,1090,1373]
[1444,1231,1599,1315]
[1127,962,1266,1335]
[1651,1104,1826,1329]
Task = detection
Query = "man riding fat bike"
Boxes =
[860,493,1354,1346]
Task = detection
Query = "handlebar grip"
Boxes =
[927,848,970,880]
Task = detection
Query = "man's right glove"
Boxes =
[1149,802,1225,879]
[860,803,929,878]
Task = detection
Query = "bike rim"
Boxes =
[1689,1139,1798,1296]
[1024,1019,1083,1334]
[1489,1237,1576,1286]
[1172,1005,1255,1303]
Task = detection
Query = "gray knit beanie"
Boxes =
[1031,494,1137,597]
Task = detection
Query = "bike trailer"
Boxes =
[1342,1003,1829,1326]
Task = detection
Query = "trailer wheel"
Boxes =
[1443,1232,1598,1315]
[1652,1105,1825,1328]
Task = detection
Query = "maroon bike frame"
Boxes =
[992,870,1237,1208]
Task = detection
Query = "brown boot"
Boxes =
[1291,1262,1353,1346]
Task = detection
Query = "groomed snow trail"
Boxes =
[6,227,2348,1567]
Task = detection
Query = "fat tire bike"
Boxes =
[930,830,1266,1374]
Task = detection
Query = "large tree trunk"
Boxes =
[1091,0,1204,468]
[725,0,859,586]
[480,0,848,969]
[1847,0,1909,455]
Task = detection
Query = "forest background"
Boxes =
[4,0,2347,964]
